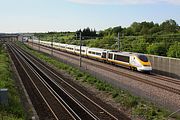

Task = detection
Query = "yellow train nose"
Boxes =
[142,62,151,66]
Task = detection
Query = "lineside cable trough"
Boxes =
[0,88,8,106]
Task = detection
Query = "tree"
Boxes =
[112,26,123,35]
[167,42,180,58]
[149,24,160,35]
[131,38,148,53]
[140,21,154,35]
[147,43,167,56]
[130,22,141,35]
[160,19,178,33]
[76,27,97,39]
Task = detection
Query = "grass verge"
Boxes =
[0,44,25,120]
[18,42,179,120]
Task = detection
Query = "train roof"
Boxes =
[66,44,78,47]
[40,41,51,43]
[108,51,148,57]
[108,51,136,56]
[53,42,60,45]
[87,48,107,52]
[59,43,68,46]
[75,46,89,49]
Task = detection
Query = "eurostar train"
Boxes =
[28,39,152,72]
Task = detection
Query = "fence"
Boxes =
[148,55,180,79]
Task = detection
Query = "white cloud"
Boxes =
[67,0,180,5]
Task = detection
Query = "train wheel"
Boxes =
[132,67,137,71]
[129,66,132,70]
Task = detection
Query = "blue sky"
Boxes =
[0,0,179,33]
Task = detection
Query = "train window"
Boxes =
[138,55,148,62]
[88,51,92,54]
[114,54,129,62]
[108,53,113,59]
[102,53,106,58]
[92,52,95,54]
[96,52,101,56]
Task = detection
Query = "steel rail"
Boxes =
[15,43,120,119]
[16,43,119,120]
[149,73,180,85]
[7,44,60,120]
[8,44,78,120]
[10,44,104,120]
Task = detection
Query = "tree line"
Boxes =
[99,19,179,36]
[76,27,97,39]
[82,19,180,58]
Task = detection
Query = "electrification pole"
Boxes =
[118,32,120,51]
[51,35,53,55]
[32,36,34,48]
[122,33,124,51]
[80,32,82,67]
[38,36,40,51]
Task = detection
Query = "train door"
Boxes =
[130,56,136,65]
[130,56,137,70]
[102,52,106,58]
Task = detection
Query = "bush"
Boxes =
[0,44,24,119]
[167,42,180,58]
[147,43,167,56]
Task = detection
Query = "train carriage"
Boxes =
[66,45,77,54]
[40,41,51,47]
[107,51,152,71]
[107,51,131,68]
[53,42,60,50]
[130,54,152,72]
[59,43,68,51]
[74,46,89,56]
[32,39,39,44]
[87,48,108,61]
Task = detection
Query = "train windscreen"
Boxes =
[138,55,148,62]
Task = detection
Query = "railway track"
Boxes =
[8,44,77,119]
[149,73,180,85]
[84,60,180,95]
[8,43,129,120]
[28,43,180,95]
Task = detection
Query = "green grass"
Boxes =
[0,44,25,120]
[17,42,179,120]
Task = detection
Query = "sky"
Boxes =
[0,0,179,33]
